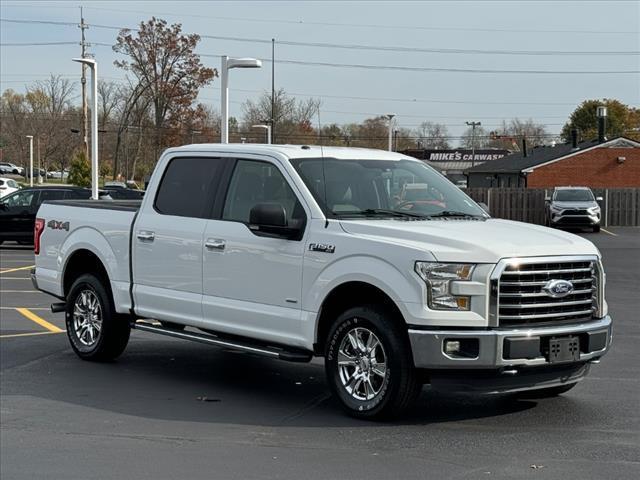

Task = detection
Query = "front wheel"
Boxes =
[325,305,421,419]
[593,225,601,233]
[65,273,130,361]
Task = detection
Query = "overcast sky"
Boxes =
[1,0,639,141]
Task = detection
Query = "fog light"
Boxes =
[445,340,461,355]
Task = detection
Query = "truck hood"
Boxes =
[339,218,599,263]
[552,201,599,209]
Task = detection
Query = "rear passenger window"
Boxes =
[155,157,223,218]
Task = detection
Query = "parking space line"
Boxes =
[0,331,64,339]
[15,307,64,333]
[0,306,49,310]
[600,228,618,236]
[0,265,35,274]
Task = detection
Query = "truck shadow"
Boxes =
[3,337,546,428]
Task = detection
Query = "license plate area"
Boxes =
[546,336,580,364]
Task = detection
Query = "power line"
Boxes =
[79,6,640,35]
[0,42,79,46]
[3,19,638,58]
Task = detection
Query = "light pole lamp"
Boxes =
[73,57,98,199]
[385,113,395,151]
[221,56,262,144]
[252,124,272,144]
[26,135,33,187]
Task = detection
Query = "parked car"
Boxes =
[0,178,21,198]
[24,168,47,179]
[545,186,602,232]
[32,145,611,419]
[0,186,94,244]
[104,180,141,190]
[0,162,25,176]
[102,185,145,200]
[47,170,69,179]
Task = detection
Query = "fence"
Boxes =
[465,188,640,227]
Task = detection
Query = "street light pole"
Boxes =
[466,121,481,168]
[26,135,33,187]
[73,57,98,199]
[221,56,262,143]
[385,113,395,151]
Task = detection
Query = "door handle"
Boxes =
[137,230,155,242]
[205,238,226,251]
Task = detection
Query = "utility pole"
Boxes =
[466,121,481,167]
[271,38,275,144]
[385,114,395,151]
[79,7,89,160]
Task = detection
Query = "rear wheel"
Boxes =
[325,305,421,419]
[65,273,130,361]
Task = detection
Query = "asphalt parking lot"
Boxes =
[1,228,639,480]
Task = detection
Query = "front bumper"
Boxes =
[409,315,611,369]
[550,213,600,227]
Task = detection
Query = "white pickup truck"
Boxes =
[32,144,612,418]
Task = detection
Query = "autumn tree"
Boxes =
[561,99,639,142]
[113,17,216,157]
[415,121,451,149]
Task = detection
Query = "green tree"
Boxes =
[68,151,91,188]
[561,99,639,141]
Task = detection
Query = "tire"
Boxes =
[515,382,577,399]
[65,273,130,361]
[324,305,421,419]
[159,321,185,331]
[592,225,601,233]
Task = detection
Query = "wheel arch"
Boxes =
[313,281,408,355]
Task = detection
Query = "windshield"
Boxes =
[290,158,486,218]
[554,189,594,202]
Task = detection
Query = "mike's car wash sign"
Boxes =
[425,149,510,162]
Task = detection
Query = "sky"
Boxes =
[1,0,639,142]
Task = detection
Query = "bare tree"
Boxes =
[415,121,451,149]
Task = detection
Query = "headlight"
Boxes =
[588,206,600,214]
[415,262,475,310]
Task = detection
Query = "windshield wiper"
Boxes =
[427,210,483,218]
[335,208,425,219]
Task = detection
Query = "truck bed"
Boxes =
[46,199,142,211]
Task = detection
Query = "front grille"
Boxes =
[497,260,597,327]
[561,209,589,216]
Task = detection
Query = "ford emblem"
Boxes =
[543,279,574,298]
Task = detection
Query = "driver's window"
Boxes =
[3,190,35,208]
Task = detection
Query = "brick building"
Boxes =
[465,137,640,188]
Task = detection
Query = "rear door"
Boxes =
[0,189,38,240]
[132,156,229,326]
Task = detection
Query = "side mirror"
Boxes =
[596,196,603,202]
[249,203,301,239]
[478,202,490,214]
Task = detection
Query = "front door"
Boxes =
[0,189,38,241]
[133,156,227,325]
[202,158,309,346]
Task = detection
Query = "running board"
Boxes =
[131,321,313,363]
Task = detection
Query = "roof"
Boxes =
[465,137,640,174]
[165,143,412,161]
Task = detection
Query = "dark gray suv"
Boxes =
[545,186,602,232]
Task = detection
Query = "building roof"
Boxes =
[465,137,640,174]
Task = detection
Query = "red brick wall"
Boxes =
[526,147,640,188]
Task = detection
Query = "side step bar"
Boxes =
[131,321,313,363]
